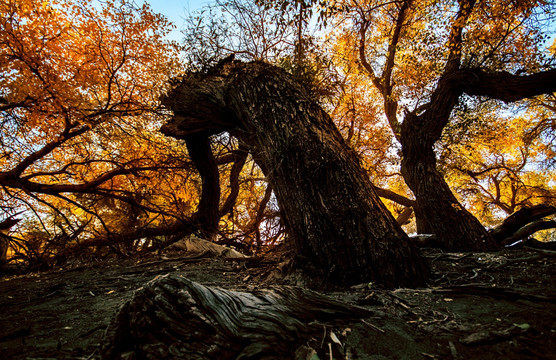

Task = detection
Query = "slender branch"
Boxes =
[382,0,411,132]
[358,1,410,141]
[7,123,90,177]
[358,20,382,91]
[445,0,477,72]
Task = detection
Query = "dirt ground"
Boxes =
[0,246,555,359]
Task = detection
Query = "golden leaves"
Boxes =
[0,0,188,245]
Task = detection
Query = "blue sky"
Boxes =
[145,0,208,42]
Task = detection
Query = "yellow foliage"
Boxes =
[0,0,190,251]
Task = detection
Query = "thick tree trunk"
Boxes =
[100,274,372,360]
[400,114,497,251]
[185,134,221,240]
[161,61,427,288]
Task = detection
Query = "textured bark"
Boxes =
[100,274,372,360]
[400,112,496,251]
[161,61,427,288]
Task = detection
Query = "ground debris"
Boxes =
[460,324,530,345]
[0,247,554,359]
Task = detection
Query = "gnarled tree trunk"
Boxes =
[399,66,556,252]
[100,274,372,360]
[161,61,427,288]
[400,112,496,251]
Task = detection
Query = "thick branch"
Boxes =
[409,68,556,149]
[380,0,411,138]
[358,21,382,91]
[71,221,195,251]
[373,186,415,208]
[0,164,163,195]
[8,124,90,177]
[249,183,274,247]
[445,0,477,72]
[491,205,556,244]
[458,68,556,103]
[0,96,34,111]
[358,1,412,140]
[219,147,249,217]
[499,220,556,246]
[0,217,21,231]
[396,206,413,225]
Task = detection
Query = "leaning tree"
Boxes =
[161,60,428,288]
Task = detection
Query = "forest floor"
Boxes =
[0,245,555,359]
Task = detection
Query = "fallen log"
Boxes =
[100,274,373,359]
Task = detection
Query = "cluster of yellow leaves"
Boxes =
[0,0,196,251]
[462,0,550,70]
[441,100,556,233]
[326,25,397,177]
[1,0,179,161]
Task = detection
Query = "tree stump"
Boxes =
[100,274,372,359]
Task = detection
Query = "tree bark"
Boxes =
[185,134,221,240]
[400,112,496,251]
[161,61,428,288]
[491,205,556,245]
[100,274,373,360]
